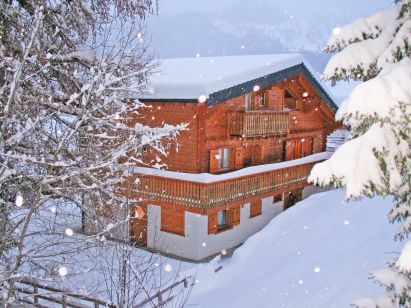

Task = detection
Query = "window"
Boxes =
[284,89,296,109]
[258,91,267,108]
[217,210,227,230]
[273,194,283,203]
[218,148,230,170]
[245,93,251,111]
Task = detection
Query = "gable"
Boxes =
[207,63,337,113]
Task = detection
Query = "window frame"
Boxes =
[217,210,227,230]
[245,93,251,111]
[217,148,230,170]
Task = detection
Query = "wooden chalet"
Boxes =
[125,54,339,261]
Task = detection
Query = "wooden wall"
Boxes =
[134,75,337,174]
[130,101,200,173]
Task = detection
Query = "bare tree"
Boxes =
[0,1,189,306]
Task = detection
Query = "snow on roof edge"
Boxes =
[133,152,332,184]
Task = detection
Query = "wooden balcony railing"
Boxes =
[131,158,324,209]
[229,111,289,137]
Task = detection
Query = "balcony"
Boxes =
[129,153,330,209]
[229,111,289,137]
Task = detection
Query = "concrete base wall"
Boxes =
[146,185,326,261]
[147,197,284,261]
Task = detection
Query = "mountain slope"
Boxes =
[148,0,393,71]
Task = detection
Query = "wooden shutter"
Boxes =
[174,210,185,235]
[295,140,302,158]
[208,212,217,234]
[233,206,241,226]
[209,149,219,173]
[251,145,262,164]
[229,148,235,170]
[226,209,234,226]
[234,147,244,169]
[285,141,293,161]
[250,200,262,217]
[161,207,172,232]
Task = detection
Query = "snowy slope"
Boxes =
[189,190,402,308]
[148,0,393,71]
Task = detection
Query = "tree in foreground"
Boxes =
[309,0,411,306]
[0,0,187,306]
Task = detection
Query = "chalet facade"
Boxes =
[125,54,339,261]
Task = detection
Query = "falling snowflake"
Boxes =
[65,228,74,236]
[164,264,172,272]
[302,92,308,97]
[344,220,350,225]
[196,53,201,58]
[240,45,245,49]
[59,266,68,277]
[50,206,56,213]
[202,242,207,247]
[298,280,304,285]
[314,267,321,273]
[221,249,227,256]
[332,27,342,35]
[253,85,260,92]
[198,95,207,103]
[15,193,24,207]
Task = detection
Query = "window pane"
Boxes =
[218,210,227,226]
[245,93,251,110]
[218,149,223,169]
[223,148,230,168]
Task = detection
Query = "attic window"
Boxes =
[284,89,297,110]
[255,91,267,108]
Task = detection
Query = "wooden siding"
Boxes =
[135,75,338,174]
[129,101,200,173]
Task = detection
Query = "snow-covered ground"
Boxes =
[189,189,402,307]
[10,201,197,305]
[13,188,403,307]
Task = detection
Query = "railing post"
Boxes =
[33,285,38,304]
[157,291,162,307]
[62,294,67,308]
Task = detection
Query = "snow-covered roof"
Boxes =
[136,53,338,111]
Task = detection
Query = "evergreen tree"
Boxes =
[309,0,411,306]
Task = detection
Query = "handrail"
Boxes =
[13,277,190,308]
[229,110,289,137]
[132,159,323,209]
